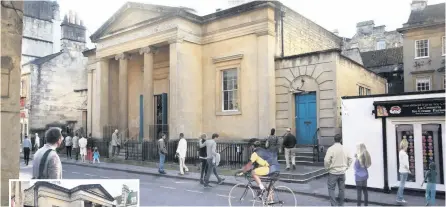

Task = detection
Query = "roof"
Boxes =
[360,47,403,68]
[31,181,115,201]
[91,1,281,42]
[398,3,445,31]
[82,48,97,57]
[22,51,63,66]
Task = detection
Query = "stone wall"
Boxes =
[1,1,23,205]
[22,37,53,59]
[29,50,88,131]
[275,51,338,145]
[281,6,341,56]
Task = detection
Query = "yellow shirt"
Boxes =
[250,152,270,167]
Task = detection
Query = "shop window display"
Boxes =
[396,124,416,182]
[422,124,444,184]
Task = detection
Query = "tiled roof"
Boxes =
[360,47,403,68]
[22,51,63,66]
[405,3,445,27]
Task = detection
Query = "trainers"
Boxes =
[396,199,407,203]
[292,165,296,170]
[286,168,290,171]
[256,189,265,198]
[217,178,225,185]
[204,183,212,188]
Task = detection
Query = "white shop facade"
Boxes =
[341,90,445,192]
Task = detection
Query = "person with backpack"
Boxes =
[32,127,63,179]
[354,143,372,206]
[265,128,279,160]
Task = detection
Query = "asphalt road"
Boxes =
[20,162,358,206]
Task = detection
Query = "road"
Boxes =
[20,162,357,206]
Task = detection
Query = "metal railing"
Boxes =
[124,139,253,169]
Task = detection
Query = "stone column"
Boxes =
[96,59,109,138]
[139,46,156,139]
[87,69,93,137]
[256,32,276,136]
[115,53,129,134]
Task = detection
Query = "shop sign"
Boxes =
[374,98,445,118]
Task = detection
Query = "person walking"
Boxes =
[200,133,224,187]
[354,143,371,206]
[283,128,297,171]
[78,135,88,163]
[198,134,208,184]
[396,139,410,204]
[32,127,63,179]
[72,133,79,161]
[92,147,101,164]
[176,133,189,175]
[64,134,73,159]
[87,134,94,163]
[23,135,32,166]
[265,128,279,160]
[422,162,437,206]
[111,129,119,157]
[34,133,40,152]
[324,134,352,206]
[158,133,168,174]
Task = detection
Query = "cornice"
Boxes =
[212,54,244,64]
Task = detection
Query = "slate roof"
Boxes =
[399,3,445,31]
[22,51,63,66]
[360,47,403,68]
[31,181,115,201]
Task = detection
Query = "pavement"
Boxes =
[20,154,445,206]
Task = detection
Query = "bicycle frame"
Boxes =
[239,172,284,205]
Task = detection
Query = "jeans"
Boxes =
[204,158,221,184]
[200,158,208,180]
[66,146,72,158]
[23,147,30,165]
[425,182,436,206]
[284,148,296,168]
[73,147,79,160]
[159,153,166,172]
[327,173,345,206]
[396,173,408,201]
[356,180,368,206]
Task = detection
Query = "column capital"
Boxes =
[115,53,130,60]
[139,46,158,55]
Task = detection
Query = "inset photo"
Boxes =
[9,179,139,207]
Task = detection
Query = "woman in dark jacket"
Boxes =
[198,134,207,184]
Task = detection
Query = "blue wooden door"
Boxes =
[295,93,317,145]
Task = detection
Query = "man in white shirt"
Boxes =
[64,134,73,159]
[176,133,189,175]
[78,136,88,163]
[324,134,352,206]
[72,133,80,161]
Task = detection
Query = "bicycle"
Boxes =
[228,169,297,207]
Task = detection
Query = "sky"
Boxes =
[25,179,139,198]
[57,0,446,49]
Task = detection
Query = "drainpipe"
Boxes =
[280,7,285,57]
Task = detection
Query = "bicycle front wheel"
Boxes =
[228,183,257,207]
[266,185,297,207]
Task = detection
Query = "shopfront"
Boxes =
[341,90,445,192]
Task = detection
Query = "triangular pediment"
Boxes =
[104,8,166,35]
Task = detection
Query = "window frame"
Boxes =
[415,77,431,92]
[221,68,239,112]
[214,60,242,116]
[376,40,386,50]
[358,85,371,96]
[414,39,429,59]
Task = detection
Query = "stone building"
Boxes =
[23,182,115,207]
[85,1,386,148]
[114,185,138,207]
[20,0,62,140]
[397,0,445,92]
[1,1,24,205]
[22,12,88,137]
[342,20,403,52]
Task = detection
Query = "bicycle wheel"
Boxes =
[228,183,257,207]
[265,185,297,207]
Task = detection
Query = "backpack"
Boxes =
[32,149,54,179]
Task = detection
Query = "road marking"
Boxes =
[217,194,235,198]
[174,181,189,184]
[100,176,110,179]
[72,172,80,174]
[84,173,95,176]
[185,190,203,194]
[160,186,176,189]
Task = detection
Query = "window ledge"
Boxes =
[216,111,242,116]
[414,56,429,60]
[411,69,435,74]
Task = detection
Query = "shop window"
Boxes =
[395,124,416,182]
[421,124,444,184]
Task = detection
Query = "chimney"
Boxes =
[411,0,427,11]
[356,20,375,35]
[61,11,86,51]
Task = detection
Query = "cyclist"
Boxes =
[238,138,280,197]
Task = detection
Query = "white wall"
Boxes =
[341,92,445,190]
